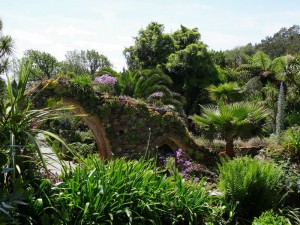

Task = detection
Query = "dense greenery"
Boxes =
[218,157,286,223]
[192,102,269,157]
[1,18,300,225]
[34,157,213,225]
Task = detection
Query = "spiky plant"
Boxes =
[275,82,285,143]
[192,102,269,157]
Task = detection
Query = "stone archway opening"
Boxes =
[61,97,112,159]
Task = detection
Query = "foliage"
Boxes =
[252,210,291,225]
[218,157,286,223]
[166,42,219,113]
[62,49,112,75]
[23,49,59,80]
[192,102,269,157]
[46,156,213,224]
[237,51,280,85]
[124,22,175,70]
[108,68,185,113]
[207,82,243,103]
[283,126,300,158]
[0,60,82,223]
[256,25,300,59]
[279,161,300,208]
[70,74,94,99]
[223,43,256,69]
[124,22,220,114]
[0,18,14,74]
[262,82,279,133]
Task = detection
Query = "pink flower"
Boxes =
[94,74,117,85]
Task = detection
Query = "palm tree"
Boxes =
[192,102,269,157]
[207,82,244,103]
[0,18,14,74]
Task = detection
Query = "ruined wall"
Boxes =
[31,78,199,159]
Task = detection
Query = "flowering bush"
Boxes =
[93,74,118,94]
[148,91,164,106]
[94,74,117,85]
[158,148,204,181]
[149,91,164,98]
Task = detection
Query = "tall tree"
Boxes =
[166,43,219,113]
[124,22,175,70]
[63,49,112,76]
[24,49,59,80]
[124,22,220,114]
[256,25,300,59]
[0,18,14,75]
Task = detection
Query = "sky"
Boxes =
[1,0,300,71]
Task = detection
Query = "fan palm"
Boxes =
[207,82,243,103]
[192,102,269,157]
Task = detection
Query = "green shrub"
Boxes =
[50,156,213,224]
[252,210,290,225]
[70,74,94,99]
[283,126,300,158]
[217,156,286,223]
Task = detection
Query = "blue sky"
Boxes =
[1,0,300,71]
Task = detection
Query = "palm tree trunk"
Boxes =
[225,138,235,157]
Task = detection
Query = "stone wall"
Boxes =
[30,79,200,159]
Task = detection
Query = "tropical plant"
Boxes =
[207,82,243,103]
[23,49,59,81]
[102,68,185,113]
[192,102,269,157]
[0,18,14,74]
[238,51,277,82]
[275,82,285,143]
[0,60,85,223]
[218,157,286,223]
[283,126,300,157]
[47,156,213,225]
[262,82,279,132]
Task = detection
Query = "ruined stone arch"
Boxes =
[62,97,112,159]
[154,133,189,154]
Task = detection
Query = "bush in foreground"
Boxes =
[34,156,214,224]
[217,156,286,223]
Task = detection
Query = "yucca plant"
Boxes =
[192,102,269,157]
[50,156,213,225]
[218,157,286,223]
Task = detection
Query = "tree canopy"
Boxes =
[124,22,220,114]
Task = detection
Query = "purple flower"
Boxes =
[94,74,117,85]
[149,92,164,98]
[184,160,192,167]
